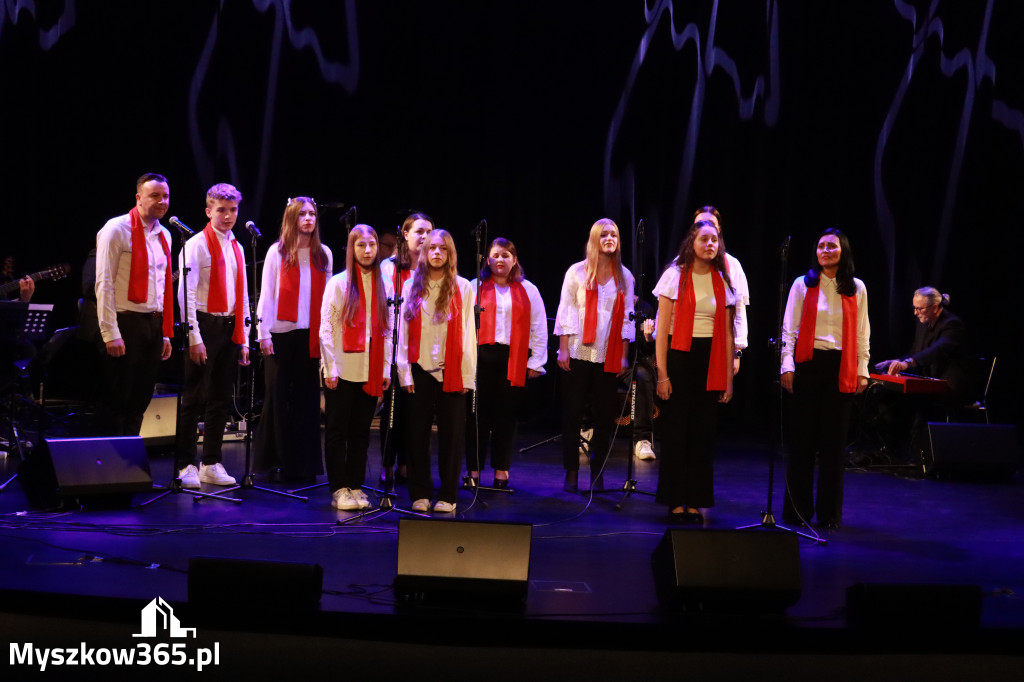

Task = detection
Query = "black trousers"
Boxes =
[255,329,324,479]
[466,344,525,472]
[176,313,239,469]
[406,363,466,504]
[560,358,619,476]
[655,339,720,509]
[99,311,164,437]
[323,378,378,491]
[783,350,854,525]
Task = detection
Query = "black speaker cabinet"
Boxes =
[846,583,982,630]
[927,422,1018,478]
[652,529,802,612]
[140,394,177,448]
[394,518,532,603]
[21,436,153,507]
[188,556,323,610]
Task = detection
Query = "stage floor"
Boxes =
[2,424,1023,678]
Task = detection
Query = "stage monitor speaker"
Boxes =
[394,518,532,603]
[652,529,801,612]
[927,422,1018,478]
[846,583,982,630]
[188,556,323,611]
[21,436,153,507]
[140,394,177,448]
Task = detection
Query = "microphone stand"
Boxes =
[611,219,655,509]
[212,223,308,502]
[736,235,822,543]
[140,220,241,506]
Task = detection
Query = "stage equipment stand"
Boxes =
[212,219,308,502]
[611,219,655,510]
[735,235,823,544]
[140,218,241,506]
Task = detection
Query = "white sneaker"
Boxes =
[349,488,371,509]
[178,465,200,489]
[332,487,359,511]
[432,500,456,513]
[634,440,656,460]
[199,462,237,486]
[411,498,431,512]
[579,428,593,456]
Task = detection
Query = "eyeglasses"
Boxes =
[912,305,935,313]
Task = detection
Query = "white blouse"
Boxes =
[780,274,871,377]
[554,261,636,364]
[652,265,739,339]
[319,268,394,384]
[397,276,477,389]
[470,278,549,374]
[256,243,333,340]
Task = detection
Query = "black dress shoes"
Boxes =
[563,470,579,493]
[668,510,704,524]
[493,477,509,489]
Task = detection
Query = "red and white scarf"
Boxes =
[127,207,174,337]
[478,279,530,387]
[795,281,858,393]
[582,279,626,374]
[341,269,386,397]
[203,225,246,345]
[670,267,730,391]
[408,284,465,392]
[277,249,327,358]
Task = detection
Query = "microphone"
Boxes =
[778,235,791,258]
[471,219,487,237]
[342,205,357,225]
[168,216,195,236]
[637,219,645,239]
[245,220,263,238]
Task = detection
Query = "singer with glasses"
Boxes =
[379,212,434,485]
[466,237,548,489]
[397,229,476,514]
[94,172,175,436]
[320,225,393,511]
[653,220,737,523]
[255,197,334,483]
[174,183,252,488]
[780,228,870,530]
[554,218,635,493]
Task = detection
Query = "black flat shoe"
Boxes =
[563,470,578,493]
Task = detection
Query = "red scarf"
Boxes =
[795,281,859,393]
[582,279,626,374]
[670,268,730,391]
[408,283,465,392]
[203,225,246,345]
[277,250,327,358]
[478,279,531,386]
[126,207,174,337]
[341,269,386,397]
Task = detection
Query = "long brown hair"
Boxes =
[277,197,329,271]
[405,229,459,324]
[341,224,389,333]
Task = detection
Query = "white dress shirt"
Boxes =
[177,227,251,346]
[470,278,549,374]
[780,274,871,377]
[256,243,334,340]
[320,268,395,384]
[397,276,477,389]
[95,213,172,343]
[725,252,749,350]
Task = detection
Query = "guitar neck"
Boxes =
[0,267,67,297]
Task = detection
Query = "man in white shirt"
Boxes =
[94,173,174,436]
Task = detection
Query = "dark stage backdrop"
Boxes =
[1,1,1021,432]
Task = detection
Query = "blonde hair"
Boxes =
[341,225,389,333]
[584,218,625,292]
[206,183,242,205]
[276,197,329,271]
[405,229,458,324]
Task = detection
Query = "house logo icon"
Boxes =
[133,597,196,638]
